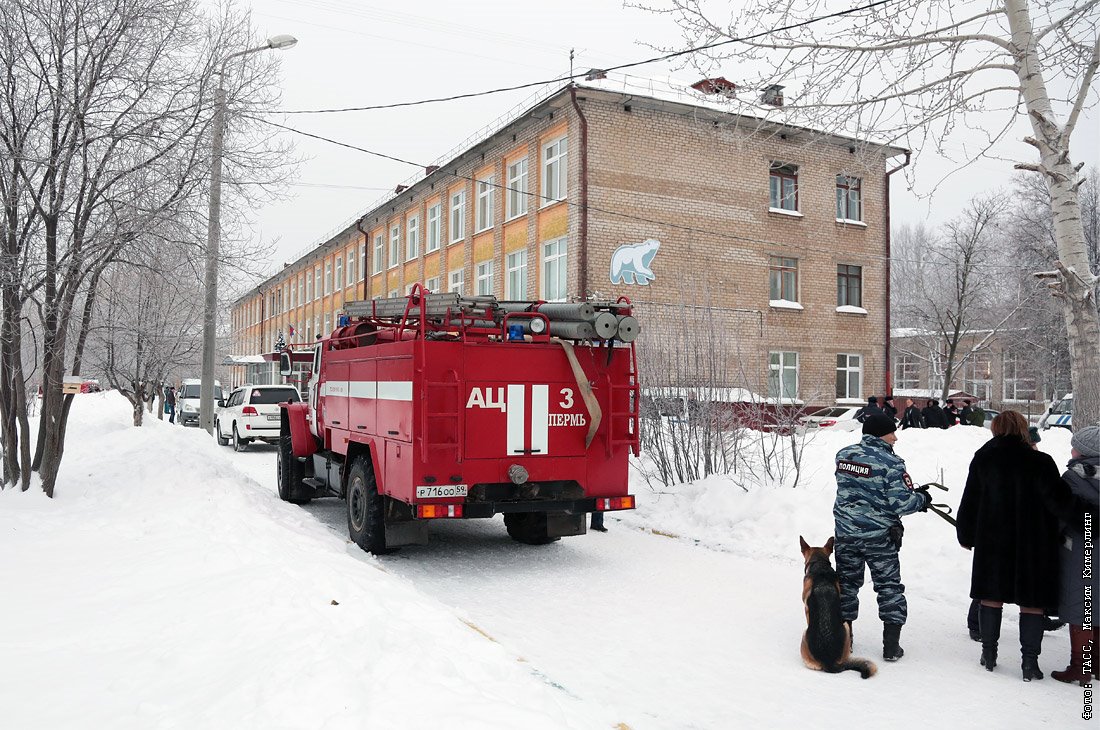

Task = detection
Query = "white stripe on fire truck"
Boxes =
[321,380,412,402]
[530,384,549,454]
[507,384,525,454]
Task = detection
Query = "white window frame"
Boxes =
[542,237,567,301]
[769,162,799,212]
[388,289,399,298]
[347,251,356,287]
[768,351,799,401]
[358,244,366,282]
[506,158,529,220]
[836,354,863,400]
[298,275,304,307]
[836,175,863,222]
[425,276,440,293]
[476,176,495,232]
[427,203,441,252]
[506,249,527,299]
[769,257,799,303]
[895,353,919,390]
[450,190,466,243]
[389,225,401,269]
[542,136,567,205]
[373,233,384,273]
[324,261,332,296]
[476,260,493,296]
[406,214,420,260]
[1002,352,1037,402]
[449,269,464,295]
[964,352,994,402]
[314,267,321,301]
[334,257,343,293]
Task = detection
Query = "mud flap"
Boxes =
[385,520,429,547]
[546,512,586,538]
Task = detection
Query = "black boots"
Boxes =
[1020,612,1045,681]
[883,623,904,662]
[979,604,1002,671]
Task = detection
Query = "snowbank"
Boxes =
[0,392,610,730]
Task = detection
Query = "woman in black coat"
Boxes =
[956,411,1096,681]
[1051,426,1099,686]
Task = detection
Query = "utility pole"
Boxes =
[200,34,297,434]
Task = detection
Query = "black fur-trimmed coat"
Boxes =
[956,435,1089,608]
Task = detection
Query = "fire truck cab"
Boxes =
[277,286,640,554]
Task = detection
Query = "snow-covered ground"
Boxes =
[0,392,1087,729]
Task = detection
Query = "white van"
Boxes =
[1039,393,1073,430]
[177,378,224,426]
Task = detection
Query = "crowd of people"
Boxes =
[856,394,987,430]
[833,405,1098,686]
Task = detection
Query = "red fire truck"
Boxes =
[276,285,640,553]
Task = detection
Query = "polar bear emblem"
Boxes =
[610,238,661,285]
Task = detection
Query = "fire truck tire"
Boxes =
[277,428,311,505]
[346,456,387,554]
[504,513,560,545]
[214,420,229,446]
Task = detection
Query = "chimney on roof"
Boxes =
[585,68,607,81]
[395,184,408,194]
[424,165,439,176]
[690,77,737,97]
[761,84,785,107]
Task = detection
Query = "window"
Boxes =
[427,203,441,252]
[450,190,466,242]
[836,175,862,221]
[324,261,332,295]
[373,233,384,273]
[768,351,799,400]
[769,163,798,211]
[388,289,399,298]
[425,276,440,293]
[305,273,312,302]
[837,265,862,307]
[895,354,919,390]
[542,136,567,204]
[836,354,863,400]
[405,283,415,295]
[476,176,495,232]
[542,237,567,301]
[358,244,366,282]
[289,280,296,309]
[314,267,321,300]
[769,257,798,301]
[298,276,304,307]
[347,251,356,287]
[506,250,527,299]
[964,352,993,401]
[389,225,401,268]
[507,158,528,219]
[449,269,464,295]
[1002,353,1037,401]
[334,257,342,293]
[407,214,419,260]
[476,260,493,296]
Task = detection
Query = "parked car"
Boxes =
[215,384,301,451]
[797,406,863,432]
[1039,393,1073,430]
[177,378,224,426]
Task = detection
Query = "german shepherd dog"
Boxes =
[800,536,877,678]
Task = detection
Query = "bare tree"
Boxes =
[639,0,1100,428]
[0,0,292,496]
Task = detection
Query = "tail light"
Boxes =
[594,495,636,511]
[242,406,258,415]
[418,504,463,519]
[820,419,837,427]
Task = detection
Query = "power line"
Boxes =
[271,0,897,115]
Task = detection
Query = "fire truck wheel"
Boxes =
[346,457,387,554]
[504,513,560,545]
[214,420,229,446]
[232,425,248,452]
[277,428,311,505]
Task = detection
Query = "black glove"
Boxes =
[915,486,932,512]
[888,523,904,549]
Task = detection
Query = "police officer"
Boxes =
[834,413,931,661]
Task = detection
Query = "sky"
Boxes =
[232,0,1100,291]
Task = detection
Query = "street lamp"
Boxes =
[200,34,297,434]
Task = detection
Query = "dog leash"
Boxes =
[920,482,957,526]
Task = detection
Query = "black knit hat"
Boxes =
[862,414,897,438]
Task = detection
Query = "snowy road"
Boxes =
[225,439,1079,730]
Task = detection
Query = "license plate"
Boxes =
[416,484,468,499]
[266,414,279,421]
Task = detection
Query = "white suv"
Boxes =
[215,385,301,451]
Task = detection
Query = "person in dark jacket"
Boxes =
[922,399,948,429]
[956,411,1098,682]
[967,401,986,427]
[900,398,923,429]
[882,397,898,421]
[165,386,177,424]
[1051,426,1099,686]
[943,401,959,426]
[854,396,885,423]
[959,401,973,425]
